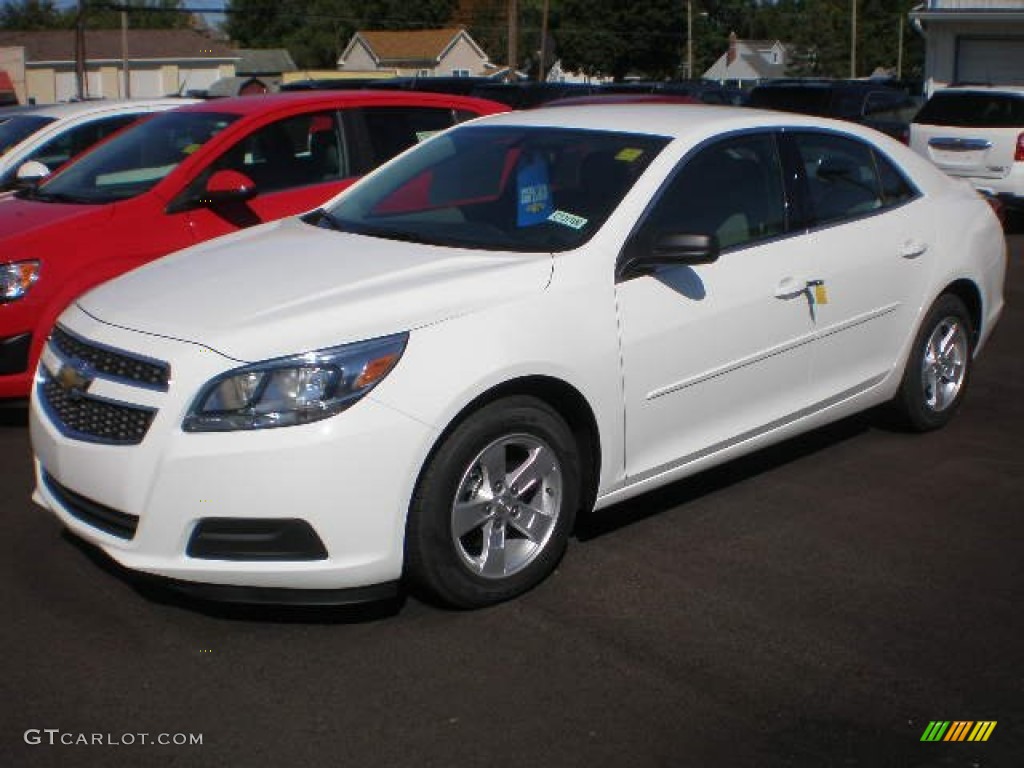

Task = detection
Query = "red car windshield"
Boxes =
[28,111,238,204]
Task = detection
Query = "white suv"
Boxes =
[910,85,1024,211]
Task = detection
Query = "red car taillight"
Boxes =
[1016,132,1024,162]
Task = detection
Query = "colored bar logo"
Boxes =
[921,721,997,742]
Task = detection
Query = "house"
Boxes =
[0,28,238,104]
[202,48,299,98]
[338,27,493,78]
[910,1,1024,94]
[1,46,24,105]
[703,33,787,88]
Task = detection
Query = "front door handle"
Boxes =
[899,239,928,259]
[774,276,808,299]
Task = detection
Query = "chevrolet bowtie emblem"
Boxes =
[55,359,94,397]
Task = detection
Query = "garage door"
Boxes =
[957,38,1024,85]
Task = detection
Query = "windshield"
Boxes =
[34,110,238,203]
[313,125,670,253]
[0,115,56,155]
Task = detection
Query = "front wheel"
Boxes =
[405,396,580,609]
[894,294,974,432]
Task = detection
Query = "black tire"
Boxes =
[405,396,580,609]
[894,294,974,432]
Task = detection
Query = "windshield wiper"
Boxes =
[15,187,96,204]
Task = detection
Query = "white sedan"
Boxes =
[0,98,194,190]
[29,105,1006,608]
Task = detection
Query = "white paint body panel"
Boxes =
[29,105,1007,595]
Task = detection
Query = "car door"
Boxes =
[178,109,356,240]
[785,130,933,401]
[615,131,817,479]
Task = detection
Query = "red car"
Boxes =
[0,91,506,399]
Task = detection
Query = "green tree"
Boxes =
[87,0,193,30]
[225,0,456,70]
[0,0,64,29]
[557,0,685,80]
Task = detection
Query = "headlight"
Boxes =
[0,261,40,302]
[183,333,408,432]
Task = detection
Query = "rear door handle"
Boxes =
[899,239,928,259]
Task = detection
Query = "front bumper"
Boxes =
[30,305,435,598]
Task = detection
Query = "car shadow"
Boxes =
[576,409,878,542]
[0,402,28,428]
[1004,209,1024,235]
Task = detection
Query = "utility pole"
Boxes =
[75,0,87,99]
[686,0,693,80]
[897,14,904,80]
[121,10,131,98]
[537,0,549,82]
[507,0,518,82]
[850,0,858,78]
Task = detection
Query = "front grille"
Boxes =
[42,470,139,539]
[50,325,170,390]
[41,372,155,445]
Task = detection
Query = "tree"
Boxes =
[86,0,194,30]
[1,0,64,29]
[557,0,685,80]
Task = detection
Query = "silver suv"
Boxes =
[910,85,1024,210]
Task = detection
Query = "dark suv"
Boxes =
[748,80,921,140]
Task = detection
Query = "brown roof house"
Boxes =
[338,27,493,78]
[0,28,238,104]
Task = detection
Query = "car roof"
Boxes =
[470,103,894,140]
[5,98,197,118]
[173,89,506,117]
[936,84,1024,96]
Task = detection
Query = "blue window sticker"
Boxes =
[516,155,552,227]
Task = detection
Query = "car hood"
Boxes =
[0,193,111,245]
[78,217,554,362]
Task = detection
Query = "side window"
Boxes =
[27,114,138,170]
[639,133,786,251]
[874,149,918,207]
[792,132,883,225]
[210,111,347,193]
[357,107,458,169]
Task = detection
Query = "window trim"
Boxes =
[779,128,922,233]
[617,128,795,281]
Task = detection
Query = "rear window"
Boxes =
[914,91,1024,128]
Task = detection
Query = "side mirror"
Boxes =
[619,232,719,280]
[201,169,257,205]
[651,233,720,263]
[15,160,51,187]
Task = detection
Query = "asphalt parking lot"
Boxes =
[2,232,1021,768]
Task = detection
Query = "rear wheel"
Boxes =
[405,396,580,608]
[894,294,973,432]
